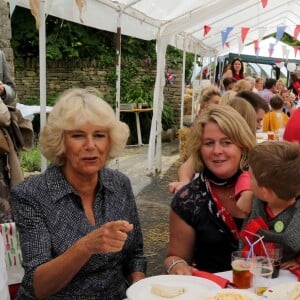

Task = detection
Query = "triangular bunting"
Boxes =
[261,0,268,8]
[282,45,290,60]
[221,27,233,48]
[276,26,286,43]
[9,0,17,16]
[293,46,300,58]
[29,0,40,28]
[268,43,275,57]
[294,25,300,40]
[254,40,260,56]
[237,36,244,54]
[241,27,250,44]
[225,42,230,48]
[75,0,86,23]
[204,25,212,37]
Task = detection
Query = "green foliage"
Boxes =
[11,6,188,136]
[20,146,41,172]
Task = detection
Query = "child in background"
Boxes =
[263,95,289,133]
[240,141,300,270]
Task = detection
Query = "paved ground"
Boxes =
[109,140,181,277]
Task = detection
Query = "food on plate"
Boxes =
[289,283,300,300]
[205,291,253,300]
[151,284,186,298]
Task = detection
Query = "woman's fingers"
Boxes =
[84,220,134,254]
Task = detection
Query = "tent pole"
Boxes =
[115,14,121,120]
[180,36,187,128]
[147,37,168,174]
[39,0,47,172]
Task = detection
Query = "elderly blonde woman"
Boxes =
[165,105,256,273]
[11,88,146,299]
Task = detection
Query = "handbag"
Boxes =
[7,106,34,152]
[0,129,9,154]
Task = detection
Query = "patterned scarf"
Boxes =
[200,168,242,241]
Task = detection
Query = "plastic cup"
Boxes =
[231,251,252,289]
[256,242,282,278]
[250,255,273,295]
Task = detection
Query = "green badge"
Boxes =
[274,220,284,233]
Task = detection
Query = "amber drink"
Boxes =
[231,251,252,289]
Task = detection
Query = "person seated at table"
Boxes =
[240,141,300,270]
[262,95,289,133]
[236,90,270,132]
[11,88,147,299]
[168,97,257,196]
[164,105,256,274]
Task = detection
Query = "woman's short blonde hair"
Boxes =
[189,104,256,172]
[39,87,129,166]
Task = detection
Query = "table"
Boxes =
[217,269,297,298]
[120,108,153,146]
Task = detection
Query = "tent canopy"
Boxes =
[12,0,300,56]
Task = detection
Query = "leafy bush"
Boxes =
[20,146,41,172]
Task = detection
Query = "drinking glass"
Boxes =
[250,255,273,296]
[255,242,282,278]
[231,251,252,289]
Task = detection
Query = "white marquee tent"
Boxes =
[6,0,300,173]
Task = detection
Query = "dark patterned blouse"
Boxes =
[171,174,243,273]
[11,166,146,299]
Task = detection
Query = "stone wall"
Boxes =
[0,0,14,75]
[14,58,183,126]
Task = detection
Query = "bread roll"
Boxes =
[151,284,186,298]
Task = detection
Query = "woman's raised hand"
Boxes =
[82,220,133,254]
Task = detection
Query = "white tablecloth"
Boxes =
[217,269,297,298]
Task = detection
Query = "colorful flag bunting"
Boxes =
[268,43,275,57]
[254,40,260,56]
[276,26,286,43]
[294,25,300,40]
[204,25,212,37]
[221,27,233,48]
[241,27,250,44]
[293,46,300,58]
[282,45,290,60]
[261,0,268,8]
[9,0,17,16]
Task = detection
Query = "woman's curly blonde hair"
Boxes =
[39,87,129,166]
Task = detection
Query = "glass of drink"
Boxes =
[231,251,252,289]
[256,242,282,278]
[250,255,273,296]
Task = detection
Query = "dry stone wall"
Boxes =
[14,58,183,126]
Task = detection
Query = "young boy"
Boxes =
[240,141,300,269]
[262,95,289,133]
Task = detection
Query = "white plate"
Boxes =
[263,282,300,300]
[204,288,259,300]
[126,275,221,300]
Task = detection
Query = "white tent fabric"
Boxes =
[7,0,300,173]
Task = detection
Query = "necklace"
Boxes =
[203,168,242,187]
